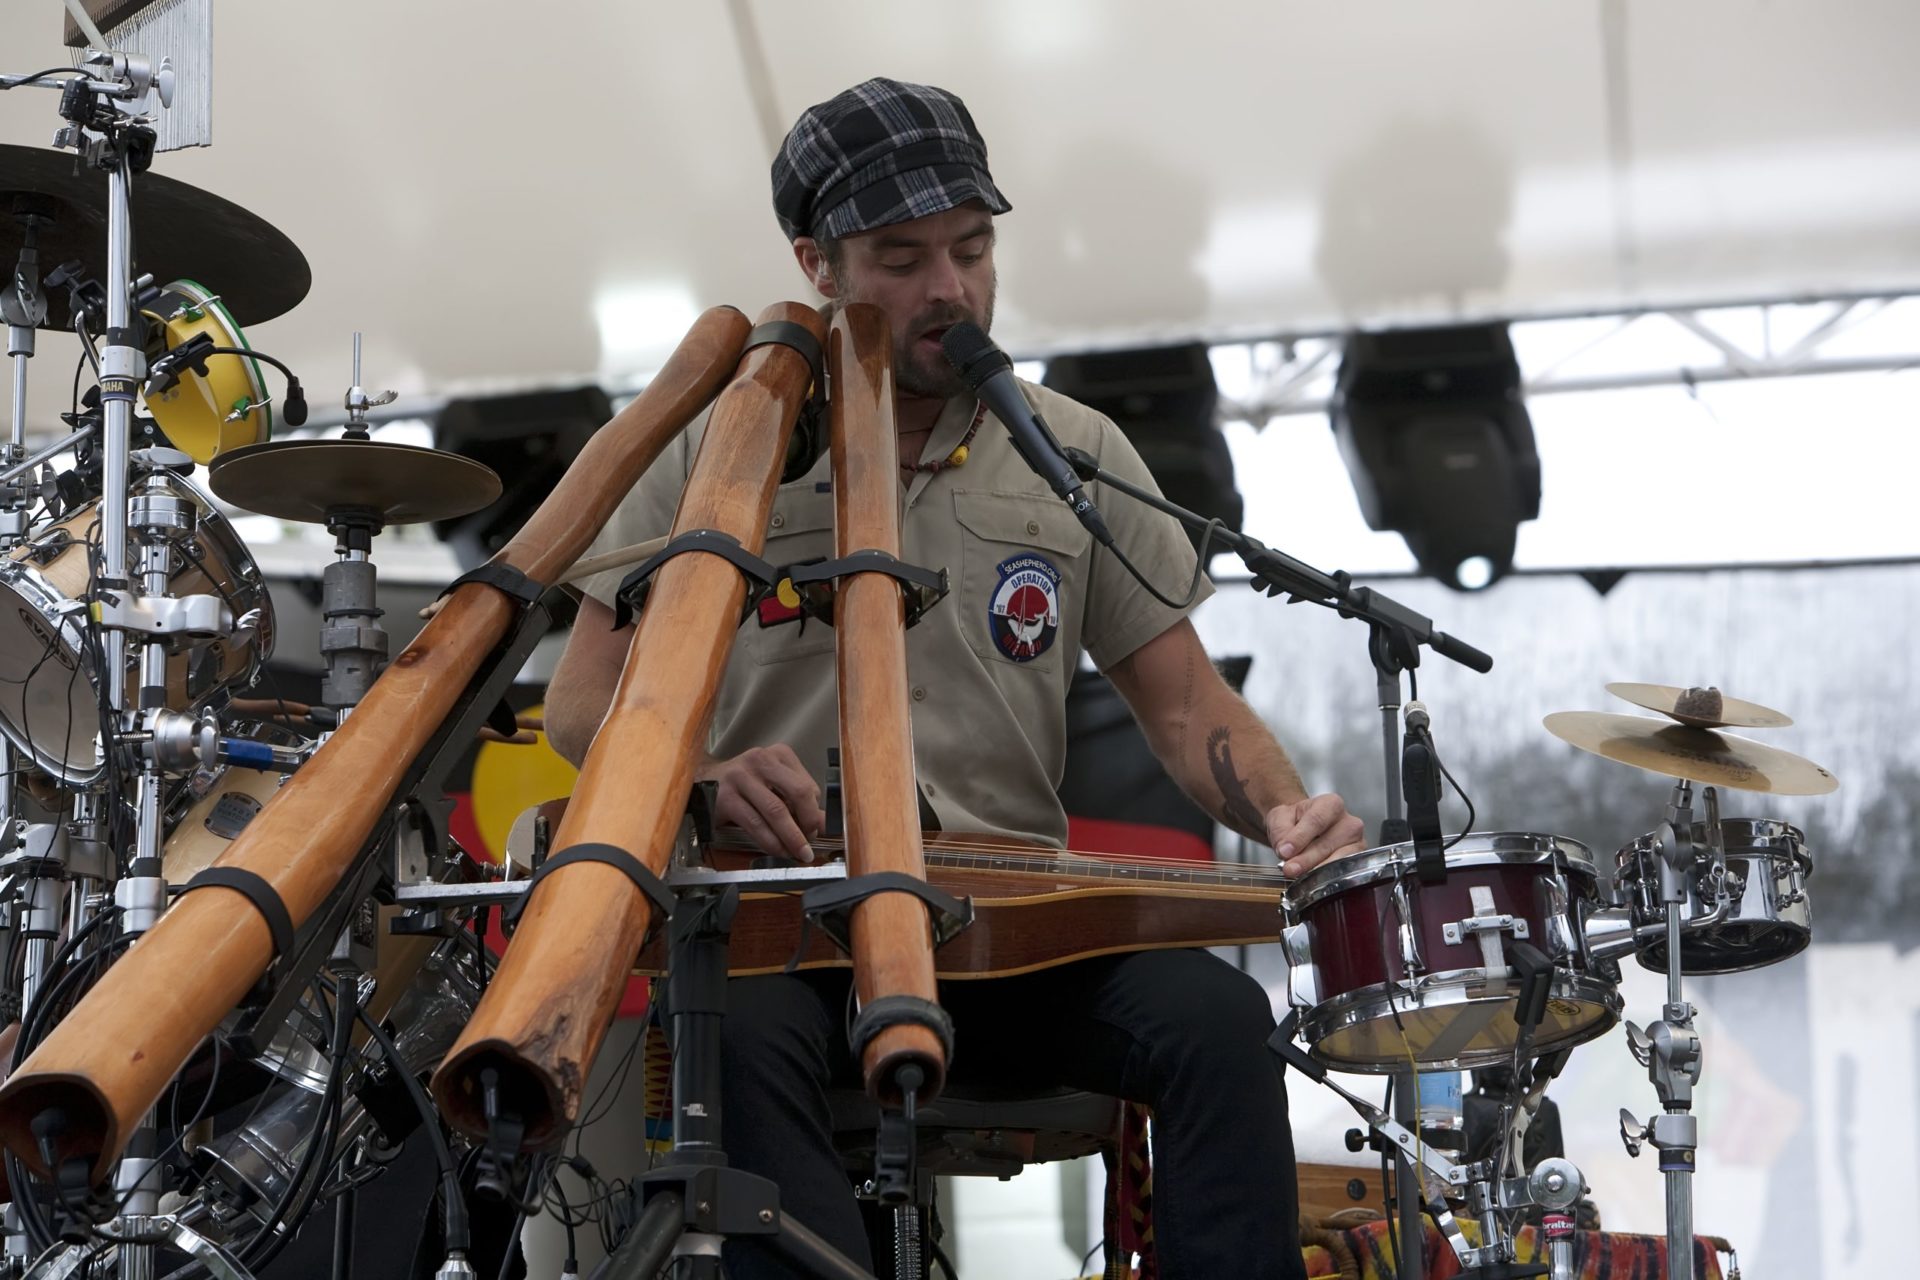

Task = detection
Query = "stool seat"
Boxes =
[829,1084,1124,1180]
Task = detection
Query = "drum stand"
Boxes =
[1616,779,1717,1280]
[1272,1020,1582,1280]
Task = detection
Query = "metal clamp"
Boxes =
[93,590,231,639]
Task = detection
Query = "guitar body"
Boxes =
[633,845,1289,980]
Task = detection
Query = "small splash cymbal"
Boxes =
[1606,682,1793,730]
[1543,711,1837,796]
[209,439,501,525]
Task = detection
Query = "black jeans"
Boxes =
[688,948,1305,1280]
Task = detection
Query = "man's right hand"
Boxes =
[696,744,825,862]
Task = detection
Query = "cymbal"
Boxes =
[1606,682,1793,730]
[0,143,310,330]
[1543,711,1837,796]
[208,440,501,526]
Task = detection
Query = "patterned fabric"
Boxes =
[1085,1222,1729,1280]
[1337,1218,1728,1279]
[1116,1102,1156,1277]
[771,76,1012,241]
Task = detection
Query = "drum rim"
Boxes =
[0,560,105,784]
[1632,916,1812,975]
[1287,830,1597,915]
[159,467,278,673]
[1617,817,1807,860]
[1298,968,1624,1073]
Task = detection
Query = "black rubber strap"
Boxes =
[742,320,824,390]
[799,870,974,959]
[181,868,295,966]
[511,842,675,924]
[851,994,956,1065]
[441,561,545,609]
[786,550,950,628]
[613,529,779,629]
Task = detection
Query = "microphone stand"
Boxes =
[1061,447,1492,1280]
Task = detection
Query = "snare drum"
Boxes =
[0,470,274,781]
[1284,832,1622,1073]
[1614,818,1812,974]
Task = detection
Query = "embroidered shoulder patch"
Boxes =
[987,553,1062,662]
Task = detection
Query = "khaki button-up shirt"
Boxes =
[575,378,1211,847]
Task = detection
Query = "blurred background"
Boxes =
[2,2,1915,1275]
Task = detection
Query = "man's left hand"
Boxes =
[1267,794,1369,879]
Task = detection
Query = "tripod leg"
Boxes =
[591,1190,687,1280]
[769,1212,882,1280]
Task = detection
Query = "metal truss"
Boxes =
[1220,289,1920,424]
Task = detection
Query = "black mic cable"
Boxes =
[145,332,309,426]
[941,321,1114,547]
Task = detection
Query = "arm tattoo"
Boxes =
[1175,645,1196,763]
[1206,727,1267,837]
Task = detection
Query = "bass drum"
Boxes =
[1284,832,1622,1073]
[0,469,275,782]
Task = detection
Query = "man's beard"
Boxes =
[833,270,997,400]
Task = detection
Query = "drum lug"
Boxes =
[1392,878,1423,975]
[1282,922,1320,1009]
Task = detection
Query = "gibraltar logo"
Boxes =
[987,553,1062,662]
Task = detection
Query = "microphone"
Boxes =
[941,322,1113,547]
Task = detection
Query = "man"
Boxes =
[547,78,1368,1279]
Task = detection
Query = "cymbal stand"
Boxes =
[1616,780,1718,1280]
[318,337,397,718]
[2,201,50,548]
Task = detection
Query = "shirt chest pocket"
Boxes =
[952,490,1091,674]
[742,488,839,667]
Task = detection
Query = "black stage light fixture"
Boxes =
[1041,342,1241,563]
[1330,323,1540,591]
[432,386,614,568]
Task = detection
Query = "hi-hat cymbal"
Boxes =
[0,143,310,330]
[1606,682,1793,730]
[1543,711,1837,796]
[209,439,501,526]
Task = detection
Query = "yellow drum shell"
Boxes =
[143,280,272,464]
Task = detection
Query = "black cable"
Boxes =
[1094,518,1225,612]
[353,1004,469,1253]
[234,978,355,1274]
[1381,1077,1401,1271]
[2,68,89,89]
[495,1157,550,1280]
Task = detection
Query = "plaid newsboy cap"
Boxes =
[771,77,1012,242]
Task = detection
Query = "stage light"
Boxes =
[1330,323,1540,591]
[1454,555,1496,591]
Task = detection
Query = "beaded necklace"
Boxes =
[900,401,986,475]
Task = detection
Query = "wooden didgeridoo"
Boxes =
[431,301,826,1149]
[0,306,751,1185]
[828,304,949,1104]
